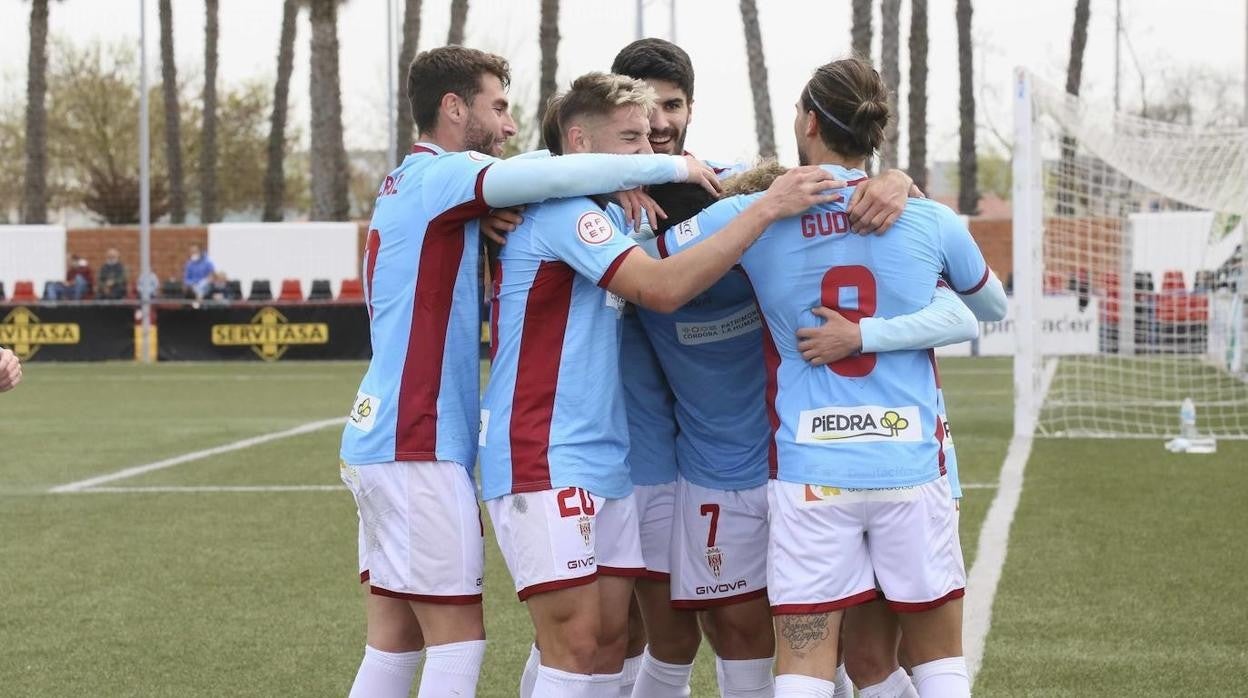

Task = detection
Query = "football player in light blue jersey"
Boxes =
[650,59,1007,698]
[602,38,925,698]
[478,73,843,698]
[336,46,732,698]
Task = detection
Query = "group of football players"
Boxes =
[337,36,1006,698]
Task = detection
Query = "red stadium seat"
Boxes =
[1043,271,1066,295]
[1161,269,1186,293]
[11,280,37,303]
[278,278,304,302]
[339,278,364,302]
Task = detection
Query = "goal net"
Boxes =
[1012,69,1248,439]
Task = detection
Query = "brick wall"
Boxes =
[67,226,208,286]
[968,218,1012,280]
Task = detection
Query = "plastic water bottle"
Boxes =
[1179,397,1197,439]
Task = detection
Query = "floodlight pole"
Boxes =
[670,0,676,43]
[138,0,153,363]
[636,0,644,39]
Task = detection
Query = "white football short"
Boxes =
[633,481,677,580]
[670,477,769,609]
[767,477,965,615]
[487,488,645,600]
[340,460,484,604]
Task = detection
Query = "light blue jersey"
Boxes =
[340,144,693,470]
[480,197,638,501]
[606,205,680,486]
[340,144,494,468]
[634,268,769,491]
[659,165,989,489]
[620,156,765,490]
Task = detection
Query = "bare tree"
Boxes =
[537,0,560,126]
[199,0,219,222]
[1065,0,1091,97]
[263,0,300,221]
[739,0,776,158]
[852,0,873,61]
[158,0,186,222]
[394,0,422,162]
[309,0,350,221]
[447,0,468,45]
[956,0,978,215]
[908,0,928,190]
[22,0,50,224]
[879,0,901,170]
[1057,0,1091,216]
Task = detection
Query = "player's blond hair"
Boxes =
[557,72,657,128]
[721,160,789,196]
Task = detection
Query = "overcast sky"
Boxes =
[1,0,1243,167]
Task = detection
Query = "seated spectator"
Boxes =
[48,254,94,301]
[183,244,215,300]
[97,248,129,300]
[205,271,238,302]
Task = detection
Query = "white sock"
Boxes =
[533,665,599,698]
[620,651,644,697]
[520,645,541,698]
[911,657,970,698]
[631,648,693,697]
[595,670,624,693]
[348,645,424,698]
[832,663,854,698]
[775,673,838,698]
[860,667,920,698]
[416,639,486,698]
[716,656,775,697]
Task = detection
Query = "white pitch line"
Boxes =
[48,417,345,493]
[964,435,1033,681]
[76,485,343,493]
[960,482,999,489]
[964,359,1054,682]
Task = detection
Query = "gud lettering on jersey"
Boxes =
[480,197,639,501]
[661,165,989,489]
[340,143,494,469]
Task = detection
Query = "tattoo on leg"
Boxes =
[780,614,831,653]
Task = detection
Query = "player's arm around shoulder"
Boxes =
[609,166,845,313]
[0,347,22,392]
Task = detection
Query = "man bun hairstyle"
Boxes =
[407,46,511,134]
[802,57,890,159]
[611,38,695,101]
[556,72,657,130]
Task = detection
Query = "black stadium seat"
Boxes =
[161,279,186,299]
[308,279,334,301]
[0,280,6,300]
[248,279,273,302]
[226,279,243,300]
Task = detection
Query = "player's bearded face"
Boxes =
[644,79,691,155]
[463,74,517,157]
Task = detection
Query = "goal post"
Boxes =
[1012,68,1248,440]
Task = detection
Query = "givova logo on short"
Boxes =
[796,405,923,444]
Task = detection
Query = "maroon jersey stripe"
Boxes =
[509,261,576,492]
[393,166,490,461]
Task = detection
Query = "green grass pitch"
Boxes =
[0,358,1243,695]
